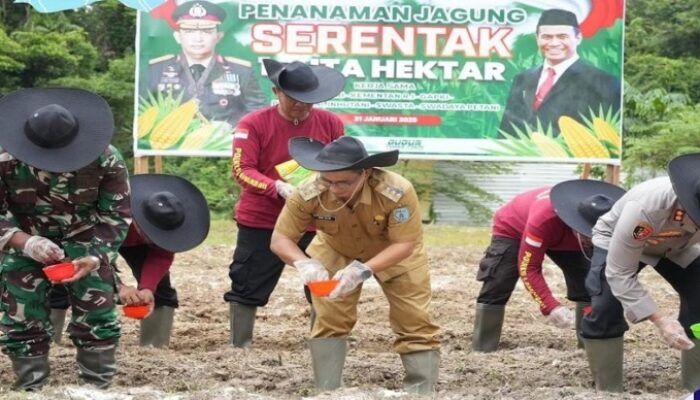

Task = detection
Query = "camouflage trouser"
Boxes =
[0,251,120,357]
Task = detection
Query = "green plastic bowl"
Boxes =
[690,323,700,339]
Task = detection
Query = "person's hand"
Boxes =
[652,316,695,350]
[137,288,155,306]
[546,306,575,329]
[58,256,100,283]
[293,259,329,285]
[119,284,140,305]
[23,235,64,263]
[328,260,373,299]
[275,180,294,199]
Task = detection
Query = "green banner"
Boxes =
[135,0,624,162]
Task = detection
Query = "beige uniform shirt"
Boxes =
[275,168,427,281]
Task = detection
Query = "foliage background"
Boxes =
[2,0,699,217]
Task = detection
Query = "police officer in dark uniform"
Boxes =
[146,1,266,127]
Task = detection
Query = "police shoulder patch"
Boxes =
[149,54,175,65]
[224,56,252,68]
[393,207,411,223]
[632,222,653,241]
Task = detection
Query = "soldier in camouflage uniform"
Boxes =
[0,88,131,390]
[144,1,266,127]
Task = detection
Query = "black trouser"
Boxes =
[476,235,590,305]
[581,246,700,339]
[49,245,179,309]
[119,245,179,308]
[223,224,314,307]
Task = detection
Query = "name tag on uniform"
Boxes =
[313,214,336,221]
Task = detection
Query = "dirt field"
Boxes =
[0,242,694,399]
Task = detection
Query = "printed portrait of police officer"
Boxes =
[146,1,267,128]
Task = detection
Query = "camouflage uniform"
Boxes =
[0,145,131,357]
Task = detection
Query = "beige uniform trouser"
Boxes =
[309,248,440,354]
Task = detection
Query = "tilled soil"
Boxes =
[0,244,693,399]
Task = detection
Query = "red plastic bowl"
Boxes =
[42,263,76,282]
[307,280,339,297]
[122,305,151,320]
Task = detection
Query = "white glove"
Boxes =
[275,180,294,199]
[23,235,65,263]
[652,316,695,350]
[293,259,329,285]
[546,306,575,329]
[328,260,373,299]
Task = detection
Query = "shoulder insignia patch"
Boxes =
[298,181,326,201]
[149,54,175,65]
[393,207,410,223]
[224,56,252,68]
[632,222,653,241]
[673,209,685,222]
[377,183,403,202]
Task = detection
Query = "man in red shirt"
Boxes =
[225,59,346,348]
[472,180,624,352]
[49,174,210,348]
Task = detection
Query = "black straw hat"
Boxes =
[550,179,626,237]
[263,59,345,104]
[289,136,398,172]
[0,87,114,173]
[131,174,210,252]
[668,153,700,226]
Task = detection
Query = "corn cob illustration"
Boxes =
[179,123,218,150]
[137,106,159,139]
[149,100,198,149]
[559,116,610,158]
[531,132,568,157]
[592,117,621,150]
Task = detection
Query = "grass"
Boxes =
[204,218,491,248]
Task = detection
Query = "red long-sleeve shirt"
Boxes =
[492,187,582,315]
[121,224,174,293]
[232,106,344,229]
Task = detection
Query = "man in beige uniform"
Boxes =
[270,136,440,394]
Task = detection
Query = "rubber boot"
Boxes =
[575,302,590,349]
[229,302,256,348]
[583,336,623,392]
[471,303,505,352]
[139,306,175,348]
[681,339,700,391]
[10,353,50,391]
[400,350,440,395]
[50,308,67,344]
[309,337,347,391]
[76,346,117,389]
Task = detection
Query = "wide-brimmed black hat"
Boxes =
[550,179,626,237]
[131,174,210,253]
[0,87,114,173]
[668,153,700,226]
[263,59,345,104]
[289,136,398,172]
[537,9,579,29]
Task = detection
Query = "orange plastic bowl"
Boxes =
[307,280,339,297]
[42,263,76,282]
[122,305,151,320]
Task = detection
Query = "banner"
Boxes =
[135,0,624,162]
